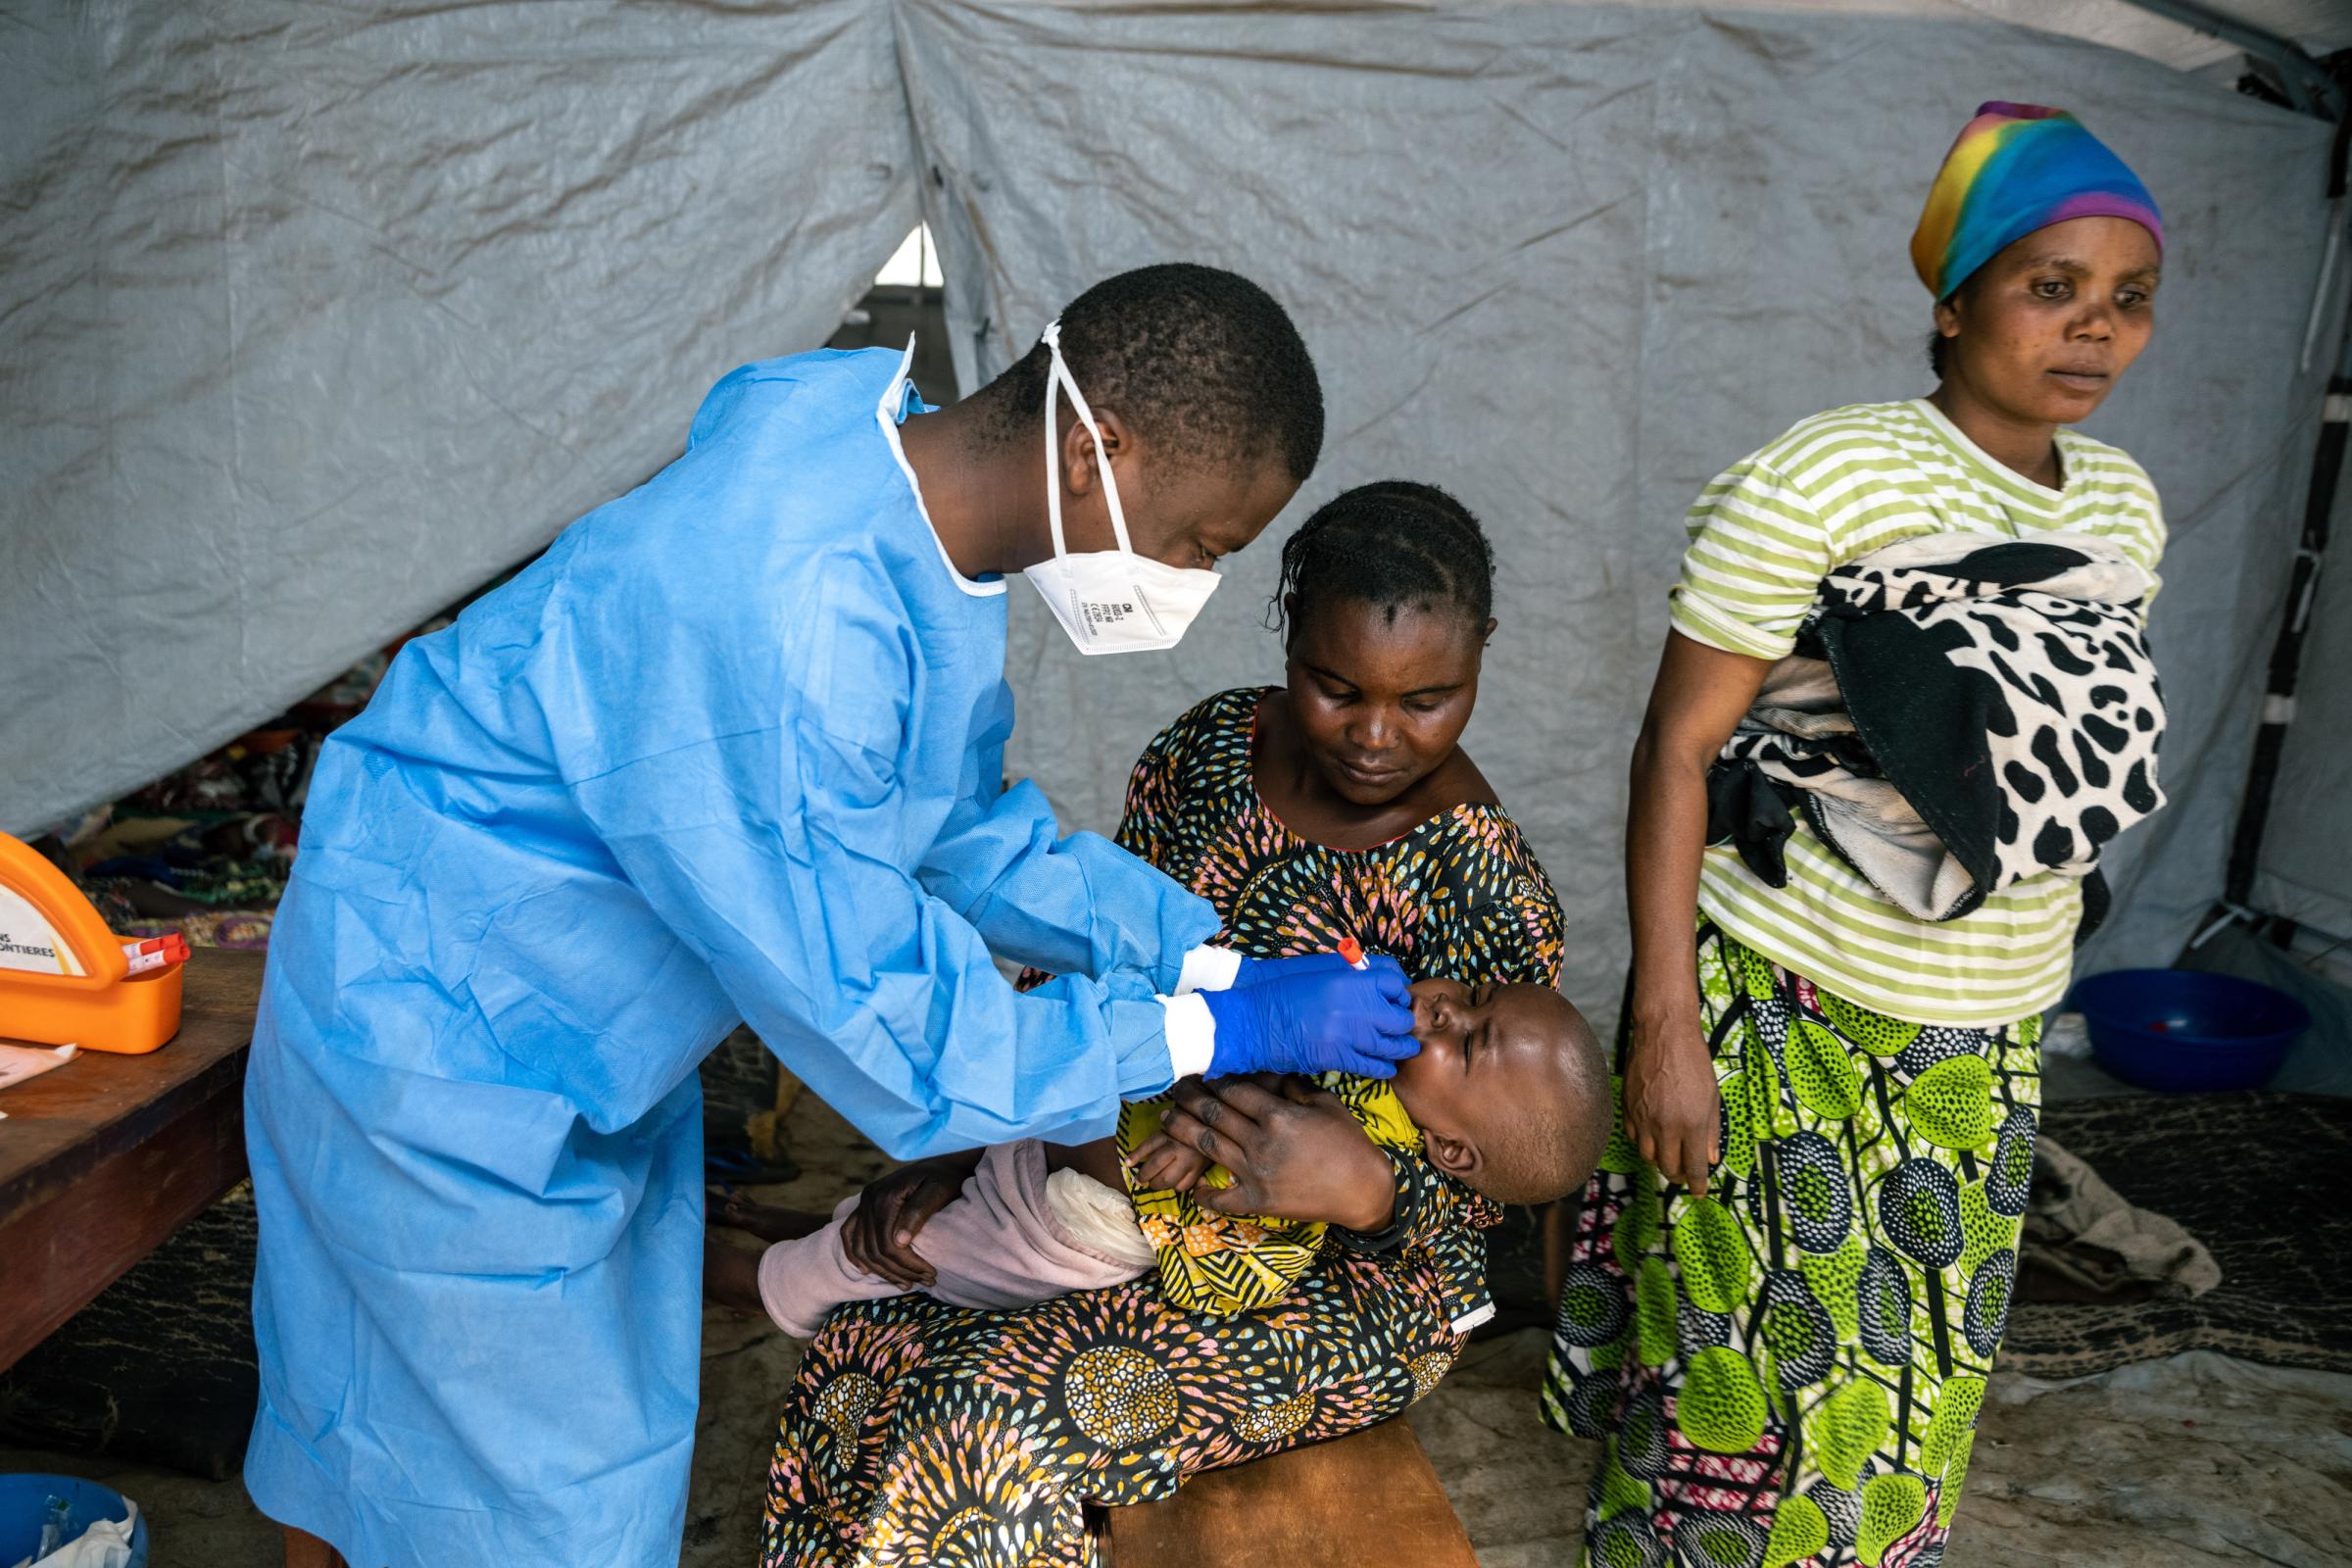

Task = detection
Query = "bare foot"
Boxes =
[705,1237,768,1314]
[707,1188,830,1244]
[282,1525,346,1568]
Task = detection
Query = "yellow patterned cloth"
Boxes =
[1115,1072,1424,1314]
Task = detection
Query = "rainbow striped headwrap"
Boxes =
[1911,102,2162,301]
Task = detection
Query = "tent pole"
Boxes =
[2216,352,2349,917]
[2115,0,2344,118]
[2206,101,2352,951]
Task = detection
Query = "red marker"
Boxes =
[121,933,190,976]
[1338,936,1369,971]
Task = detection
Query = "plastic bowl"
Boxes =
[2070,967,2310,1094]
[0,1474,149,1568]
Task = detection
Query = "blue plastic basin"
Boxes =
[2071,967,2310,1094]
[0,1475,149,1568]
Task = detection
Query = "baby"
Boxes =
[717,977,1609,1335]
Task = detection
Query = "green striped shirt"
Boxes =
[1669,397,2166,1027]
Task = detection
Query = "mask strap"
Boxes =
[1041,319,1136,562]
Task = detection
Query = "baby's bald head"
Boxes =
[1390,978,1610,1205]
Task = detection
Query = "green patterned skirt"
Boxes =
[1544,921,2041,1568]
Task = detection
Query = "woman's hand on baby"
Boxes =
[841,1154,975,1288]
[1130,1072,1293,1190]
[1157,1077,1396,1233]
[1622,998,1722,1197]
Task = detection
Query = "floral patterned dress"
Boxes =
[760,687,1566,1566]
[1544,922,2040,1568]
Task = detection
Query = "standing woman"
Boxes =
[1547,106,2167,1566]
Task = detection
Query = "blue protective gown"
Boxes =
[242,343,1220,1566]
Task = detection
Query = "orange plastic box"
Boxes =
[0,831,183,1054]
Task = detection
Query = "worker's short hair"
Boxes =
[988,263,1324,483]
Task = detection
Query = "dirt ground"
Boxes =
[10,1092,2350,1566]
[1410,1329,2352,1568]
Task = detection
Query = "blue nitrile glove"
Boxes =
[1226,952,1364,990]
[1199,955,1419,1079]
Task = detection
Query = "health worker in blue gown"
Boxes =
[243,265,1419,1568]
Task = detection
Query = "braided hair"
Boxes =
[1268,481,1495,643]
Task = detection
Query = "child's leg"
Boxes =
[1043,1135,1128,1190]
[758,1141,1150,1336]
[918,1141,1154,1304]
[757,1192,914,1336]
[708,1188,830,1244]
[705,1233,767,1313]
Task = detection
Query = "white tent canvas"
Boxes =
[3,0,2345,1025]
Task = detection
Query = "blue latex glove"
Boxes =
[1226,951,1365,989]
[1199,955,1418,1079]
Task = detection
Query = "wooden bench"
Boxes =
[1103,1416,1479,1566]
[0,948,264,1373]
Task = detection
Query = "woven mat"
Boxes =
[2002,1091,2352,1379]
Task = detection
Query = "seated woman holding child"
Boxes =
[713,482,1606,1565]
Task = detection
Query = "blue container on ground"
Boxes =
[0,1475,149,1568]
[2071,968,2311,1093]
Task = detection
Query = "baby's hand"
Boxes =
[1125,1132,1218,1194]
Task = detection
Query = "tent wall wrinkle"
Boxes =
[901,0,2334,1020]
[3,0,2340,1026]
[0,0,921,835]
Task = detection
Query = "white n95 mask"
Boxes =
[1021,318,1222,655]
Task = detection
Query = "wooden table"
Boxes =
[0,948,265,1373]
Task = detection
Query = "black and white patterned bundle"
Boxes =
[1707,532,2165,925]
